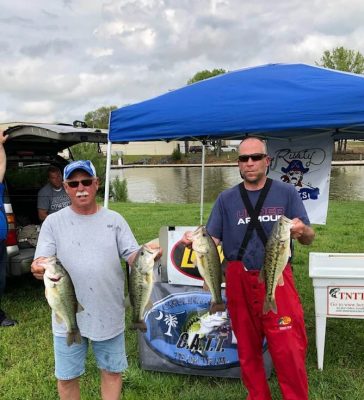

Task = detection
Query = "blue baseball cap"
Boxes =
[63,160,97,180]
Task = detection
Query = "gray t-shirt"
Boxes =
[37,183,71,215]
[35,206,140,341]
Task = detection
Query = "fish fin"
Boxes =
[67,329,82,346]
[263,298,278,315]
[278,274,285,286]
[77,302,84,313]
[132,320,147,332]
[55,313,63,324]
[202,281,210,292]
[209,302,226,314]
[258,269,265,283]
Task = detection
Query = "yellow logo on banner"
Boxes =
[180,246,225,268]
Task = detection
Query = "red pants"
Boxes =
[226,261,308,400]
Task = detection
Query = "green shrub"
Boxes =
[70,143,106,192]
[111,175,128,202]
[171,147,182,161]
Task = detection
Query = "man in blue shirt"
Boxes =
[184,137,315,400]
[0,129,17,327]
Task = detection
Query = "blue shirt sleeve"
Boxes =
[206,194,224,241]
[0,183,8,240]
[287,184,311,226]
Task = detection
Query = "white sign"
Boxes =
[267,133,334,224]
[166,226,202,286]
[327,286,364,316]
[161,226,226,286]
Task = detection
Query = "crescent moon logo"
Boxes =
[155,310,164,320]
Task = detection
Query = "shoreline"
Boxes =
[111,160,364,169]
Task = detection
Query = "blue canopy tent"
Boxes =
[105,63,364,214]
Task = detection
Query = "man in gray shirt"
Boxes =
[37,166,71,222]
[31,160,161,400]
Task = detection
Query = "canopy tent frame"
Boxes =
[104,63,364,217]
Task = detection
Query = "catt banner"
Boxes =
[267,134,334,224]
[137,282,273,378]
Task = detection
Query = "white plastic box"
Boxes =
[309,253,364,370]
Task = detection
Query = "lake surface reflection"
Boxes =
[110,165,364,203]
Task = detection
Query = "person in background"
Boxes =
[31,159,161,400]
[0,129,17,327]
[183,137,315,400]
[37,165,71,222]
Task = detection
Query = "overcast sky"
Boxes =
[1,0,364,124]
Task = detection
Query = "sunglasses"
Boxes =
[66,179,95,188]
[238,153,267,163]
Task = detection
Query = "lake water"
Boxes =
[110,165,364,203]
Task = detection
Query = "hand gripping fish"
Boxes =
[190,225,225,314]
[42,256,84,346]
[260,215,293,314]
[129,244,160,332]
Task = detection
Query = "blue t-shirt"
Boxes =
[206,179,310,270]
[0,183,8,240]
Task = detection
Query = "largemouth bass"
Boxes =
[183,310,228,356]
[260,215,293,314]
[129,244,160,332]
[42,256,84,346]
[190,225,225,314]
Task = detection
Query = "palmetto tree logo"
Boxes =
[163,313,178,336]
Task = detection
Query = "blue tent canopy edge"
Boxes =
[109,63,364,142]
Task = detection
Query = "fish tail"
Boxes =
[67,329,82,346]
[132,320,147,332]
[263,298,278,315]
[209,302,226,314]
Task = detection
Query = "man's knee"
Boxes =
[58,377,79,388]
[101,370,121,379]
[57,378,80,400]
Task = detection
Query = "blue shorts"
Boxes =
[53,332,128,380]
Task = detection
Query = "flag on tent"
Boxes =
[267,133,333,224]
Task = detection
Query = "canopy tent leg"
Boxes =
[104,140,112,209]
[199,144,206,225]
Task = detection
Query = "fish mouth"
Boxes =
[46,273,63,282]
[280,215,293,224]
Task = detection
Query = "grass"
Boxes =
[1,200,363,399]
